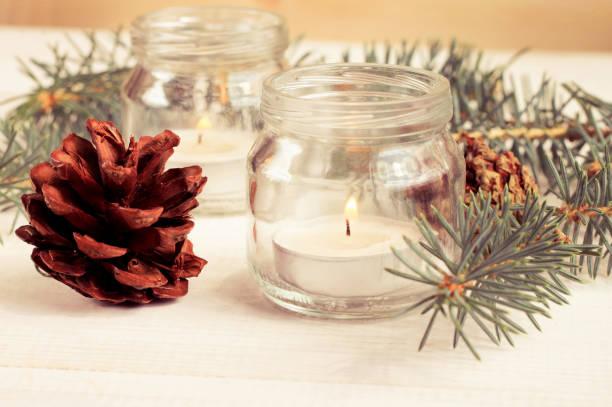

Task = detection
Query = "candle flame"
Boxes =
[196,116,212,144]
[344,196,358,220]
[344,196,358,237]
[197,116,212,130]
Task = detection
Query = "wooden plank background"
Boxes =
[0,0,610,51]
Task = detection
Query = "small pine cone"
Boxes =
[16,119,207,304]
[461,133,537,204]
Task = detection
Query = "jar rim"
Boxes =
[131,6,288,68]
[261,63,452,139]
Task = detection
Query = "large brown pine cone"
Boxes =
[461,133,538,204]
[15,119,207,304]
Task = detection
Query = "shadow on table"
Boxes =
[1,272,102,315]
[206,266,292,319]
[210,266,439,328]
[1,267,181,316]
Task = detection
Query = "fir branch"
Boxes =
[387,192,600,360]
[1,30,131,151]
[0,30,132,234]
[545,142,612,277]
[0,120,46,229]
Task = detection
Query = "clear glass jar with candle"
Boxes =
[122,6,288,214]
[247,63,465,319]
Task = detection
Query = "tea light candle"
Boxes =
[170,117,254,202]
[273,197,418,297]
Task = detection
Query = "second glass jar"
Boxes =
[122,6,288,214]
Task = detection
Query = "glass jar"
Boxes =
[247,63,465,319]
[122,6,288,214]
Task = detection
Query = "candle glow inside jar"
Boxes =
[171,116,252,200]
[273,197,419,297]
[248,63,465,319]
[122,6,288,213]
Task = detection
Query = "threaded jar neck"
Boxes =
[131,6,288,70]
[261,63,452,141]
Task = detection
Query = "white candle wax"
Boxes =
[273,216,419,297]
[170,127,253,201]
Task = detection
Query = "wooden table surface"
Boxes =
[1,28,611,407]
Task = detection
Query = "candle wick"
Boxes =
[197,131,203,145]
[345,219,351,237]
